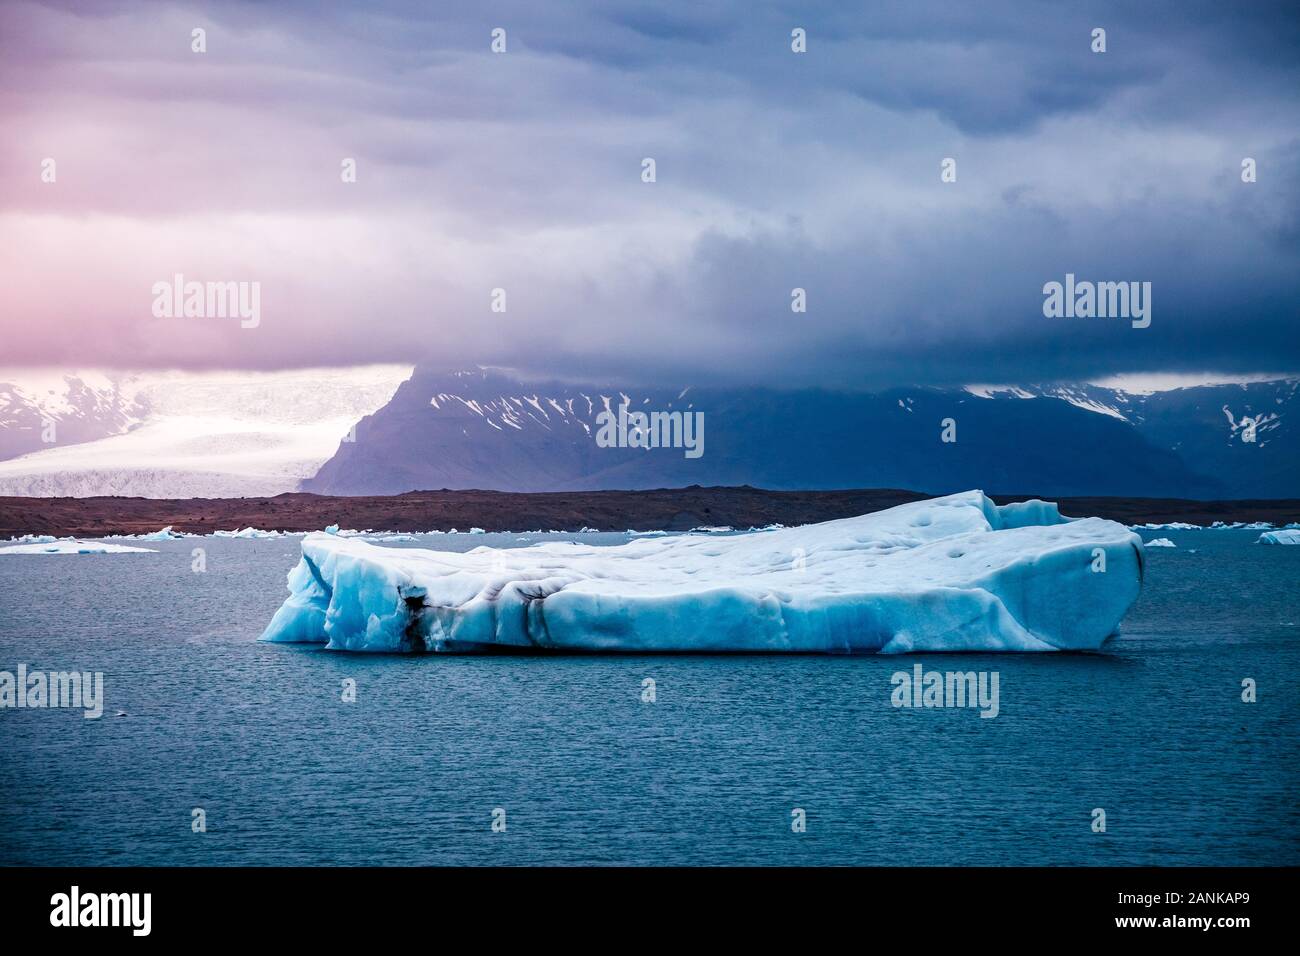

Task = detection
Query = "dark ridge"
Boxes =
[2,487,1298,538]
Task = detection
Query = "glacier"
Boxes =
[0,365,413,498]
[258,491,1144,654]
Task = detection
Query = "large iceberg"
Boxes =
[258,491,1144,654]
[1257,530,1300,545]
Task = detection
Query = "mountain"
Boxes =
[0,367,412,497]
[3,366,1291,499]
[0,371,143,461]
[303,367,1297,498]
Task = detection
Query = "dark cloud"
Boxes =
[0,0,1296,385]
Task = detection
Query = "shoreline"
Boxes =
[3,486,1299,538]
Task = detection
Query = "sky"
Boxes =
[1,0,1297,388]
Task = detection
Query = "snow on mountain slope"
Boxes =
[0,370,144,460]
[0,366,412,498]
[259,490,1144,653]
[964,383,1138,421]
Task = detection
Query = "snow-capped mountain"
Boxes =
[0,366,412,497]
[0,371,144,461]
[3,365,1292,499]
[965,379,1298,497]
[304,367,1297,499]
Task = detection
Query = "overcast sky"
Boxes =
[1,0,1297,387]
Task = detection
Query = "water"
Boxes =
[1,529,1297,865]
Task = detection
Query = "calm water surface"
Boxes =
[1,529,1297,865]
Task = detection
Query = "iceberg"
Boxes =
[128,526,189,540]
[1257,530,1300,545]
[259,491,1144,654]
[1144,538,1177,548]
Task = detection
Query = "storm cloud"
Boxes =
[1,0,1297,386]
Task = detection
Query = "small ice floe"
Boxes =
[578,527,599,534]
[0,540,156,555]
[4,534,59,544]
[214,527,282,539]
[1144,538,1177,548]
[128,526,189,541]
[1257,530,1300,545]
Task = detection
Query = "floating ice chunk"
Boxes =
[1144,538,1177,548]
[1257,530,1300,545]
[214,527,282,539]
[129,526,188,540]
[1132,521,1201,530]
[259,490,1144,654]
[3,534,58,544]
[0,539,156,555]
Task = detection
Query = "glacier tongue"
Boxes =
[258,490,1144,654]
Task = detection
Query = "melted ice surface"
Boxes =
[0,540,156,555]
